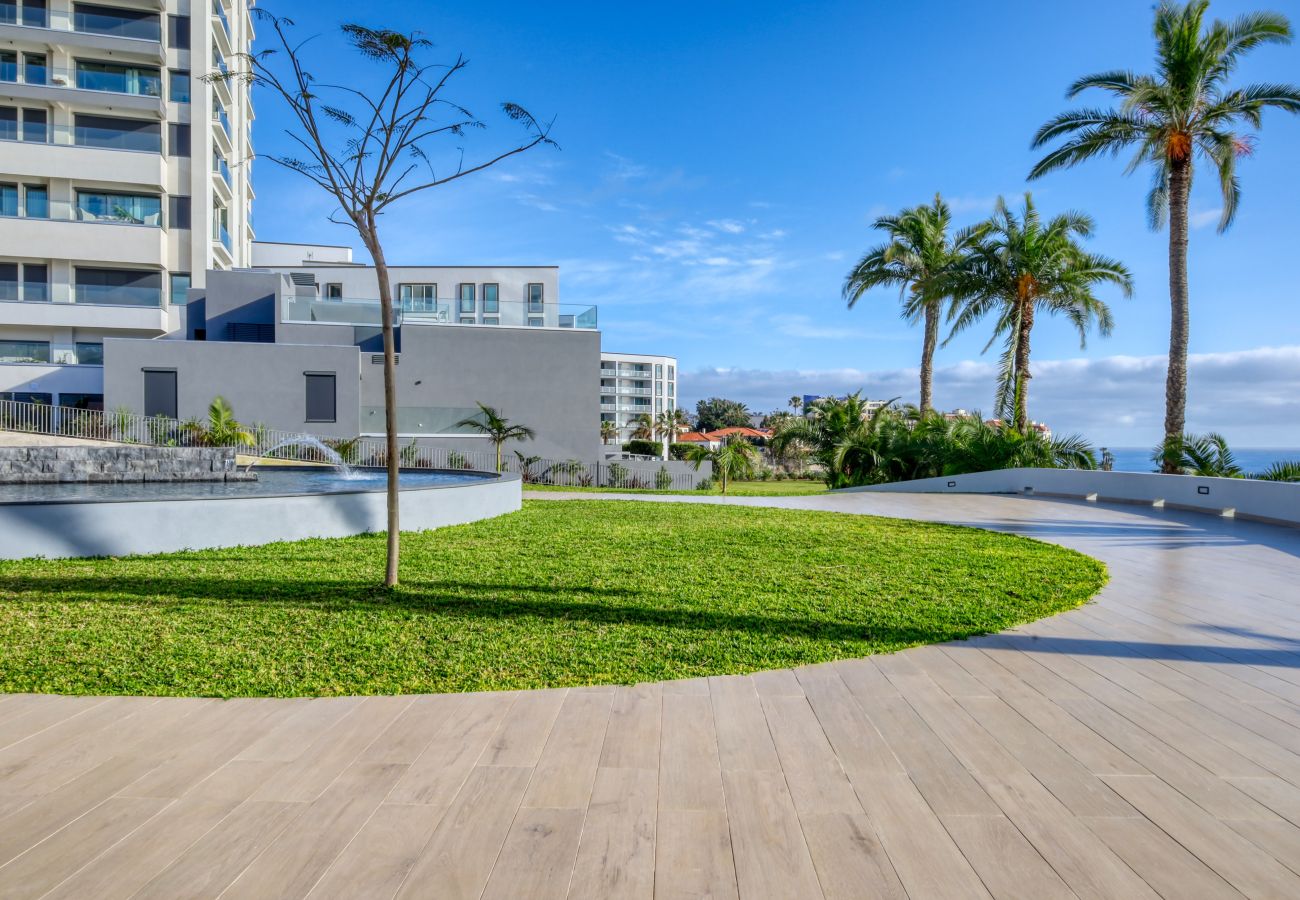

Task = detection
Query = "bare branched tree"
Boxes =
[212,10,555,586]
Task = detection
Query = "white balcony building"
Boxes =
[1,0,254,408]
[600,351,677,445]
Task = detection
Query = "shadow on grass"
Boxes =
[0,573,1041,647]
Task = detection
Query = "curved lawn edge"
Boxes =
[0,500,1108,697]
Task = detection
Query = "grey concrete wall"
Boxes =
[0,446,248,483]
[846,468,1300,526]
[363,324,602,461]
[103,339,363,439]
[200,270,287,341]
[0,474,521,560]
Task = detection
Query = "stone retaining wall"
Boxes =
[0,446,253,484]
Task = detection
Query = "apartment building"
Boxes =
[0,0,254,409]
[600,351,677,443]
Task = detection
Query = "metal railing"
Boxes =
[0,398,708,490]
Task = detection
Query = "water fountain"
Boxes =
[256,434,361,479]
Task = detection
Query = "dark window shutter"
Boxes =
[143,369,177,418]
[305,373,336,423]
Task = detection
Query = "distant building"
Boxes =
[600,351,677,444]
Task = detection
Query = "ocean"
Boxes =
[1104,447,1300,475]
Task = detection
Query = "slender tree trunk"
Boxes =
[496,441,502,473]
[1164,156,1192,473]
[919,302,939,414]
[366,224,401,588]
[1014,299,1034,434]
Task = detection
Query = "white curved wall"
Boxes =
[0,475,521,560]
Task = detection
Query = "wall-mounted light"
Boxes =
[1197,485,1210,495]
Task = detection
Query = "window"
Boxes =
[75,113,161,152]
[76,59,161,97]
[74,3,160,41]
[668,365,675,380]
[482,283,499,313]
[0,107,13,140]
[58,392,103,410]
[75,342,103,365]
[398,283,436,311]
[76,190,162,225]
[23,53,46,85]
[21,263,47,301]
[0,263,16,300]
[325,282,342,299]
[168,123,190,157]
[170,273,190,305]
[168,195,191,229]
[0,51,14,83]
[169,70,190,102]
[214,205,230,248]
[528,317,543,328]
[656,381,663,396]
[304,373,336,423]
[458,283,475,314]
[21,108,46,142]
[0,340,51,363]
[142,369,176,418]
[656,364,663,378]
[4,0,48,28]
[0,183,15,217]
[75,267,162,306]
[482,316,499,325]
[166,14,190,49]
[458,317,475,325]
[527,282,544,313]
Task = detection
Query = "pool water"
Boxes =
[0,467,494,504]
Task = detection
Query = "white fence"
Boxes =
[0,399,709,491]
[846,468,1300,527]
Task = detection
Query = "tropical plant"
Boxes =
[844,194,984,412]
[1255,460,1300,482]
[629,413,655,441]
[1029,0,1299,468]
[197,396,255,447]
[942,416,1098,473]
[947,194,1132,433]
[455,402,535,472]
[655,407,691,460]
[694,397,752,432]
[447,450,473,470]
[512,451,542,483]
[789,395,804,412]
[606,461,629,488]
[600,420,619,445]
[325,436,363,465]
[214,13,554,586]
[1153,431,1243,476]
[685,433,759,494]
[622,439,662,458]
[655,466,673,490]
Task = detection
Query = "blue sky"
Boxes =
[252,0,1300,446]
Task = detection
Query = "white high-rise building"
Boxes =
[0,0,254,409]
[600,351,677,444]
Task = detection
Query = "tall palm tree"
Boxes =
[629,413,654,441]
[455,402,535,472]
[600,420,618,445]
[1028,1,1298,468]
[788,395,803,412]
[654,407,690,460]
[843,194,983,412]
[948,195,1132,433]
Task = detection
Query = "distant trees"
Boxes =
[685,434,760,494]
[694,397,752,433]
[600,421,619,445]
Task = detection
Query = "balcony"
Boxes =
[283,295,599,330]
[0,215,166,267]
[210,0,232,55]
[0,296,168,332]
[0,61,164,115]
[0,127,165,187]
[0,6,164,63]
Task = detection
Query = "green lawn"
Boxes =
[0,500,1106,697]
[525,479,831,496]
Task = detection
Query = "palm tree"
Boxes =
[189,396,254,447]
[789,395,803,412]
[844,194,983,412]
[654,407,690,460]
[1153,431,1242,476]
[1029,1,1299,468]
[455,402,535,472]
[948,194,1132,433]
[685,433,759,494]
[600,420,618,446]
[629,413,654,441]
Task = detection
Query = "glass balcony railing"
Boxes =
[359,405,486,435]
[212,0,231,39]
[0,121,162,153]
[0,61,163,97]
[0,5,162,41]
[283,294,598,330]
[218,224,232,250]
[213,106,231,139]
[74,283,163,307]
[213,154,231,185]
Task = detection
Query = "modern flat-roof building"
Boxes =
[0,0,255,408]
[600,351,677,444]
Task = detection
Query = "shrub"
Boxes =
[606,462,629,488]
[622,439,662,457]
[655,466,673,490]
[696,476,714,491]
[669,442,695,461]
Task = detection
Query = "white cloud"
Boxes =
[707,219,746,234]
[945,194,1003,214]
[679,346,1300,446]
[1191,208,1223,229]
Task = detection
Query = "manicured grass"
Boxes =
[525,479,831,496]
[0,500,1106,697]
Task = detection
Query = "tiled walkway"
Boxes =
[1,491,1299,898]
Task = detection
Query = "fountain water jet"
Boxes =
[255,435,362,478]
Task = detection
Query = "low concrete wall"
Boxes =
[0,474,521,559]
[845,468,1300,526]
[0,431,128,448]
[0,446,248,484]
